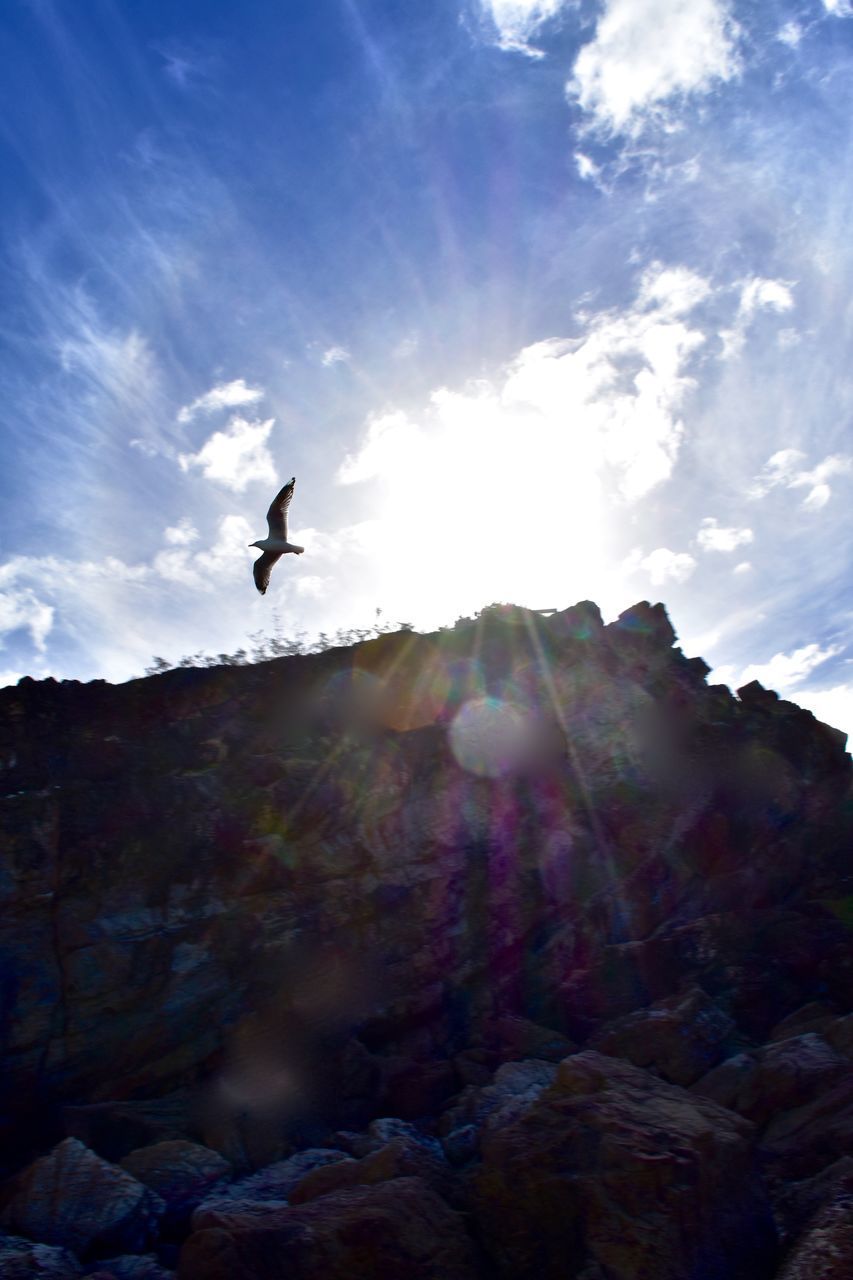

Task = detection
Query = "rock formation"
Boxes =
[0,600,850,1278]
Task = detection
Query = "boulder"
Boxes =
[772,1157,853,1245]
[0,1138,163,1256]
[192,1147,347,1226]
[825,1013,853,1059]
[289,1133,453,1203]
[442,1059,557,1133]
[588,985,735,1085]
[0,1231,83,1278]
[777,1188,853,1279]
[329,1116,444,1159]
[470,1050,777,1280]
[761,1076,853,1179]
[179,1177,481,1280]
[768,1002,839,1043]
[119,1142,231,1226]
[693,1033,849,1127]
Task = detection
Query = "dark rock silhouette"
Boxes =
[0,600,850,1277]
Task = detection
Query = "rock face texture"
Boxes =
[0,599,851,1278]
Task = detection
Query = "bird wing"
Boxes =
[253,550,282,595]
[266,477,295,540]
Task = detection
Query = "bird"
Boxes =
[249,477,305,594]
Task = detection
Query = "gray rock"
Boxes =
[0,1232,83,1278]
[440,1058,558,1144]
[119,1141,231,1223]
[693,1033,850,1127]
[289,1133,453,1204]
[589,985,735,1086]
[191,1146,348,1226]
[0,1139,163,1256]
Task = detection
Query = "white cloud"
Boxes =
[637,264,712,317]
[480,0,566,56]
[777,21,803,46]
[164,518,199,546]
[802,483,831,511]
[178,415,277,492]
[733,560,752,574]
[739,277,795,318]
[295,576,329,599]
[720,276,795,359]
[0,511,275,683]
[568,0,740,136]
[697,517,754,552]
[331,266,716,627]
[503,267,710,501]
[177,378,263,424]
[337,411,424,485]
[735,642,842,693]
[750,449,851,508]
[0,587,54,652]
[321,346,351,368]
[625,546,697,585]
[823,0,853,16]
[791,683,853,739]
[575,152,602,182]
[341,265,711,519]
[749,448,804,495]
[195,515,257,578]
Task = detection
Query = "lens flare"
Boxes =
[449,695,538,778]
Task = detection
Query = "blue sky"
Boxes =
[1,0,852,736]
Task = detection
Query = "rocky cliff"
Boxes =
[0,600,851,1279]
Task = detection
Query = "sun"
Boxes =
[340,383,614,628]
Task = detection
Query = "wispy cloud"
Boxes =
[320,346,351,368]
[697,517,754,552]
[178,415,277,491]
[568,0,741,136]
[177,379,263,424]
[625,546,697,585]
[749,449,852,509]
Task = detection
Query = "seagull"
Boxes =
[249,477,305,594]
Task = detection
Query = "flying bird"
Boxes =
[249,477,305,594]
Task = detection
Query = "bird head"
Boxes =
[249,541,263,549]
